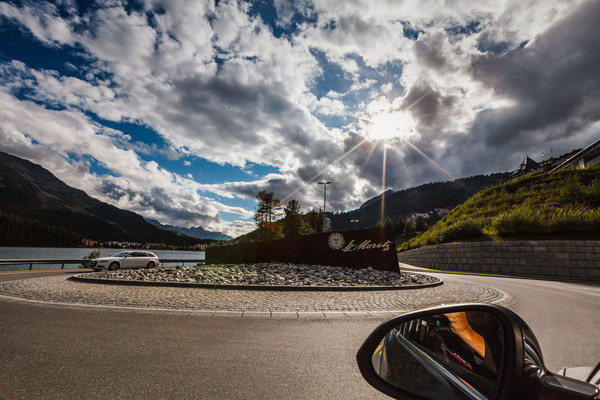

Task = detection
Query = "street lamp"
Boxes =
[318,180,332,232]
[351,219,359,230]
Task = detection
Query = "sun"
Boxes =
[364,109,417,142]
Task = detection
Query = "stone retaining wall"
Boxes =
[397,240,600,280]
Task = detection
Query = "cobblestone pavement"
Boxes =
[0,273,510,317]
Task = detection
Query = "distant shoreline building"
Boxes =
[81,239,98,247]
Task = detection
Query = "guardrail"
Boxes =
[0,258,206,270]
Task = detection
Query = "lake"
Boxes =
[0,247,205,271]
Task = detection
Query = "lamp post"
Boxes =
[351,219,359,230]
[318,180,332,232]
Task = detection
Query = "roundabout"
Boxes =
[0,264,509,316]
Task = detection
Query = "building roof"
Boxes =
[510,155,540,178]
[519,155,540,171]
[550,137,600,172]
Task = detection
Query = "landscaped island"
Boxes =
[84,263,439,287]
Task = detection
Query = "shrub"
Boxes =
[545,208,600,234]
[81,249,101,268]
[492,207,600,236]
[491,209,541,236]
[436,219,483,243]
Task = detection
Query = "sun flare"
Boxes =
[363,109,417,142]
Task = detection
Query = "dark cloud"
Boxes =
[168,72,332,166]
[337,14,372,36]
[476,31,512,55]
[99,180,218,225]
[143,187,220,225]
[170,76,262,143]
[470,0,600,148]
[414,33,449,71]
[99,180,127,200]
[440,132,517,178]
[401,82,457,130]
[296,164,322,182]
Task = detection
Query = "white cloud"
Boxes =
[1,0,598,238]
[0,2,77,46]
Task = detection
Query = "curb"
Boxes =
[69,272,444,291]
[398,266,600,284]
[0,293,410,318]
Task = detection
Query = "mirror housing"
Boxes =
[356,303,599,400]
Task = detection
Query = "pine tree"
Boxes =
[283,199,308,238]
[253,190,282,240]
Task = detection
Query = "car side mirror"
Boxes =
[356,304,599,400]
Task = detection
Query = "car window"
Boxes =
[112,252,128,257]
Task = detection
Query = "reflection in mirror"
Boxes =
[372,311,504,400]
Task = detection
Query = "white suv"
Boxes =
[89,251,159,271]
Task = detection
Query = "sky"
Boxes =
[0,0,599,238]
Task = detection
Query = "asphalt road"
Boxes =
[1,270,599,399]
[450,274,600,372]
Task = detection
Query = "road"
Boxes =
[453,274,600,372]
[0,271,599,399]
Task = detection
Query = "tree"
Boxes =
[415,216,427,232]
[404,220,416,235]
[426,212,441,226]
[302,209,321,234]
[283,200,308,238]
[254,190,282,240]
[394,216,406,236]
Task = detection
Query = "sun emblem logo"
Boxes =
[328,232,345,250]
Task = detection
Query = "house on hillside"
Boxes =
[550,138,600,171]
[510,155,540,179]
[510,138,599,179]
[409,212,430,221]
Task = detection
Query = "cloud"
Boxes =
[0,1,78,46]
[470,0,600,148]
[1,0,598,238]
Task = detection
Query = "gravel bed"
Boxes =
[89,263,439,287]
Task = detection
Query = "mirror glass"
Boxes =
[372,311,504,400]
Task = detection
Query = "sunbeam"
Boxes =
[281,139,367,203]
[405,89,432,112]
[361,140,380,169]
[402,140,455,181]
[380,145,387,224]
[397,153,413,183]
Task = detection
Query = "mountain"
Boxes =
[0,151,202,246]
[328,173,511,230]
[146,219,232,241]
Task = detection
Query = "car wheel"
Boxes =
[108,262,120,271]
[146,261,155,269]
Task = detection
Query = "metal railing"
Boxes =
[0,258,205,270]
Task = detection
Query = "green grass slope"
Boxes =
[399,166,600,251]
